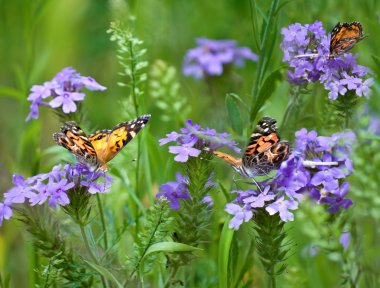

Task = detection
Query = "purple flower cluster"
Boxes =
[183,38,258,79]
[26,67,106,121]
[0,163,112,226]
[159,119,240,162]
[156,172,216,210]
[281,21,373,99]
[225,128,355,230]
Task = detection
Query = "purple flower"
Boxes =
[160,119,240,162]
[0,202,13,226]
[281,21,373,99]
[241,186,275,208]
[183,38,258,79]
[26,67,106,121]
[202,195,213,207]
[340,231,350,250]
[47,179,73,208]
[4,175,36,203]
[49,91,85,113]
[320,182,353,213]
[169,144,202,162]
[223,128,355,229]
[0,163,112,225]
[225,203,253,230]
[157,173,191,210]
[266,196,298,222]
[156,172,216,210]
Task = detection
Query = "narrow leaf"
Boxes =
[218,220,235,288]
[225,93,243,134]
[84,260,123,288]
[250,67,283,122]
[143,242,201,260]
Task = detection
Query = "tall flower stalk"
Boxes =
[158,120,237,284]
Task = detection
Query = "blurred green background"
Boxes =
[1,0,380,287]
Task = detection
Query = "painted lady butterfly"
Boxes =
[330,21,366,56]
[53,115,151,171]
[214,117,290,178]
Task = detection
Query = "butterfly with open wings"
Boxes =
[53,115,151,171]
[214,117,290,179]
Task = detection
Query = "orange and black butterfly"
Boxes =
[214,117,290,178]
[329,21,366,57]
[53,115,151,171]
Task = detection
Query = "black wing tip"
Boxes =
[138,114,151,122]
[333,21,363,30]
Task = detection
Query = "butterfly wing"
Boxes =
[330,22,365,56]
[242,117,290,176]
[53,121,100,169]
[88,114,151,167]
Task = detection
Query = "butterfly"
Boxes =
[53,115,151,171]
[329,21,366,57]
[295,21,366,59]
[214,117,290,179]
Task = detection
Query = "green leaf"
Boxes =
[142,242,201,260]
[0,86,25,100]
[218,220,235,288]
[225,93,243,134]
[250,67,283,122]
[371,55,380,79]
[84,260,123,288]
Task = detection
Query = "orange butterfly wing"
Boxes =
[53,121,100,168]
[88,115,151,167]
[330,22,366,56]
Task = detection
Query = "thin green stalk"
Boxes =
[43,260,52,288]
[79,223,108,288]
[164,266,179,288]
[129,205,162,278]
[280,86,301,131]
[96,194,108,250]
[127,34,142,222]
[268,271,276,288]
[129,39,139,116]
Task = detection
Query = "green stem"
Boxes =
[129,39,139,116]
[280,86,301,131]
[164,265,179,288]
[96,193,108,250]
[268,272,276,288]
[79,223,108,288]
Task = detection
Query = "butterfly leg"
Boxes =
[248,177,263,193]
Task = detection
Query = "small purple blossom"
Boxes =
[0,163,112,226]
[156,173,191,210]
[225,203,253,230]
[160,119,240,162]
[49,91,85,113]
[183,38,258,79]
[266,196,298,222]
[340,231,350,250]
[26,67,106,121]
[156,172,216,210]
[281,21,373,99]
[224,128,355,229]
[0,202,13,226]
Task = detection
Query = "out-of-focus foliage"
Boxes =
[0,0,379,287]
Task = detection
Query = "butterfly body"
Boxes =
[54,115,151,171]
[214,117,290,178]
